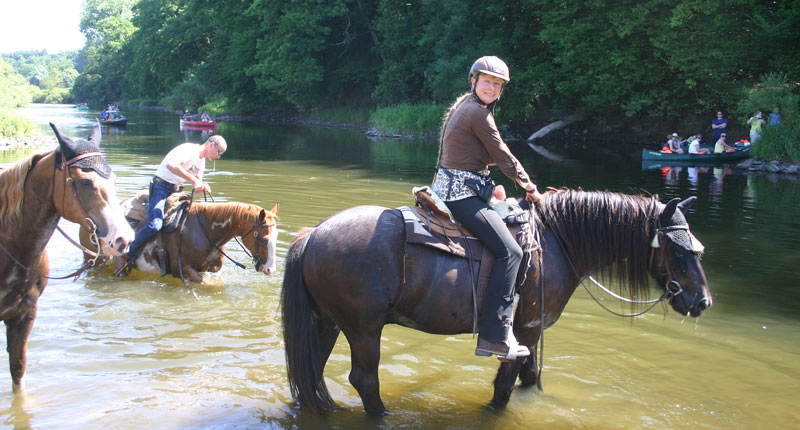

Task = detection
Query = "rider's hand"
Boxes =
[525,186,542,203]
[199,182,212,194]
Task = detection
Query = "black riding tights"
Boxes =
[446,196,522,342]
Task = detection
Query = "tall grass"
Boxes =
[0,108,39,138]
[752,123,800,162]
[369,103,445,137]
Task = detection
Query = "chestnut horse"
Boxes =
[80,200,279,284]
[281,190,712,415]
[0,123,133,391]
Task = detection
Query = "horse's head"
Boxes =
[50,123,134,256]
[242,202,279,275]
[649,196,712,317]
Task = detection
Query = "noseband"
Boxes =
[241,219,276,270]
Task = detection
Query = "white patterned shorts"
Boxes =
[431,167,489,201]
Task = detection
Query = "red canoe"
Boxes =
[180,119,218,129]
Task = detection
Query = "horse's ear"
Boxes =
[87,123,102,145]
[270,201,279,215]
[660,197,681,223]
[258,209,268,223]
[677,196,697,213]
[49,122,73,148]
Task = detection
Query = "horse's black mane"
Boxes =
[536,189,656,300]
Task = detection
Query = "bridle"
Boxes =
[0,150,107,280]
[192,205,276,271]
[554,200,689,318]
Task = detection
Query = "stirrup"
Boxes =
[498,331,530,361]
[475,331,530,360]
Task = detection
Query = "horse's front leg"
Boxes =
[180,265,205,284]
[491,357,525,407]
[5,304,38,392]
[518,348,540,388]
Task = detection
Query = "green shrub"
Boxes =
[752,122,800,161]
[737,73,800,162]
[369,103,445,136]
[0,108,39,138]
[197,97,230,117]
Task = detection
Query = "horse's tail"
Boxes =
[281,227,336,413]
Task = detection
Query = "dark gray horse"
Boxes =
[281,189,712,415]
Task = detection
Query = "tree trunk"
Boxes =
[526,113,585,141]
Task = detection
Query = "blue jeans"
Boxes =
[126,179,175,259]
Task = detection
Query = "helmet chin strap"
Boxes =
[472,86,500,114]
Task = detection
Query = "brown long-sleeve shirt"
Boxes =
[439,95,534,190]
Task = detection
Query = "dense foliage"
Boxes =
[736,73,800,161]
[0,58,40,137]
[23,0,800,140]
[1,51,81,104]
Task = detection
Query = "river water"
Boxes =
[1,104,798,429]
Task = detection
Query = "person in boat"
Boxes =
[116,135,228,276]
[711,111,728,142]
[747,111,765,144]
[688,134,710,154]
[183,109,193,120]
[431,55,542,359]
[664,132,685,153]
[714,133,735,153]
[200,110,211,121]
[99,110,108,120]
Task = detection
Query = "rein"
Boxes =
[199,191,260,265]
[549,199,684,318]
[189,196,273,271]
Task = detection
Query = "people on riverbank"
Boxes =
[747,111,765,143]
[431,55,542,360]
[115,135,228,277]
[769,108,781,126]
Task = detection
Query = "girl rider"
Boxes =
[431,56,543,359]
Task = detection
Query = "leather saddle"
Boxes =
[121,191,192,233]
[120,191,192,276]
[398,188,540,299]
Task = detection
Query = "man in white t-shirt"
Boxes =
[116,135,227,276]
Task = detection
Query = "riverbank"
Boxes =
[0,134,56,152]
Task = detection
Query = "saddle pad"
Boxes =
[398,206,493,310]
[162,199,189,233]
[398,206,483,260]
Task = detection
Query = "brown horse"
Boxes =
[281,190,712,415]
[80,199,280,284]
[0,123,133,392]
